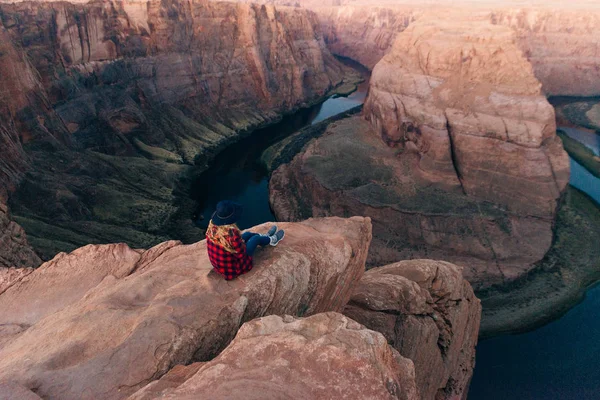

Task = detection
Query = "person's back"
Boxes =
[206,201,284,280]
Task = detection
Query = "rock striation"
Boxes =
[270,17,569,290]
[130,312,420,400]
[344,259,481,400]
[0,0,348,260]
[0,217,371,400]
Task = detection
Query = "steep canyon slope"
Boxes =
[0,0,348,262]
[270,17,570,290]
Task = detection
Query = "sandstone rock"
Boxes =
[269,16,570,289]
[364,18,569,218]
[345,260,481,400]
[270,116,555,289]
[317,5,419,69]
[0,217,371,400]
[129,312,419,400]
[492,7,600,97]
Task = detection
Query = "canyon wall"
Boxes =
[239,0,600,96]
[270,17,569,289]
[0,0,348,261]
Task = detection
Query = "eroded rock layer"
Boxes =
[0,0,347,260]
[130,313,419,400]
[0,217,372,400]
[345,259,481,400]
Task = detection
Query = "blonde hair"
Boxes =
[206,220,240,253]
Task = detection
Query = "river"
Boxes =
[191,70,600,399]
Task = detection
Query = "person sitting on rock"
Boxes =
[206,200,285,280]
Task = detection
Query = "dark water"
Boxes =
[470,283,600,400]
[191,63,369,230]
[470,126,600,400]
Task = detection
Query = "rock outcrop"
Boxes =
[344,259,481,400]
[0,0,349,260]
[271,117,555,289]
[0,217,372,400]
[364,18,569,218]
[130,312,420,400]
[270,17,569,290]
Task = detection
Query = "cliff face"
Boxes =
[344,260,481,400]
[0,0,347,260]
[0,217,372,400]
[270,18,571,287]
[0,26,56,268]
[492,8,600,97]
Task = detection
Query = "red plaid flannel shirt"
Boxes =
[206,228,253,280]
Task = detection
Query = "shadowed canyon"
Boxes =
[1,0,600,399]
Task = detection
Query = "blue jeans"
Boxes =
[242,232,270,256]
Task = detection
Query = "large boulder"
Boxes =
[129,312,420,400]
[0,217,371,400]
[345,260,481,400]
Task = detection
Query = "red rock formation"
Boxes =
[0,217,372,400]
[0,203,41,270]
[491,7,600,97]
[345,260,481,400]
[364,18,569,218]
[130,313,420,400]
[317,5,420,69]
